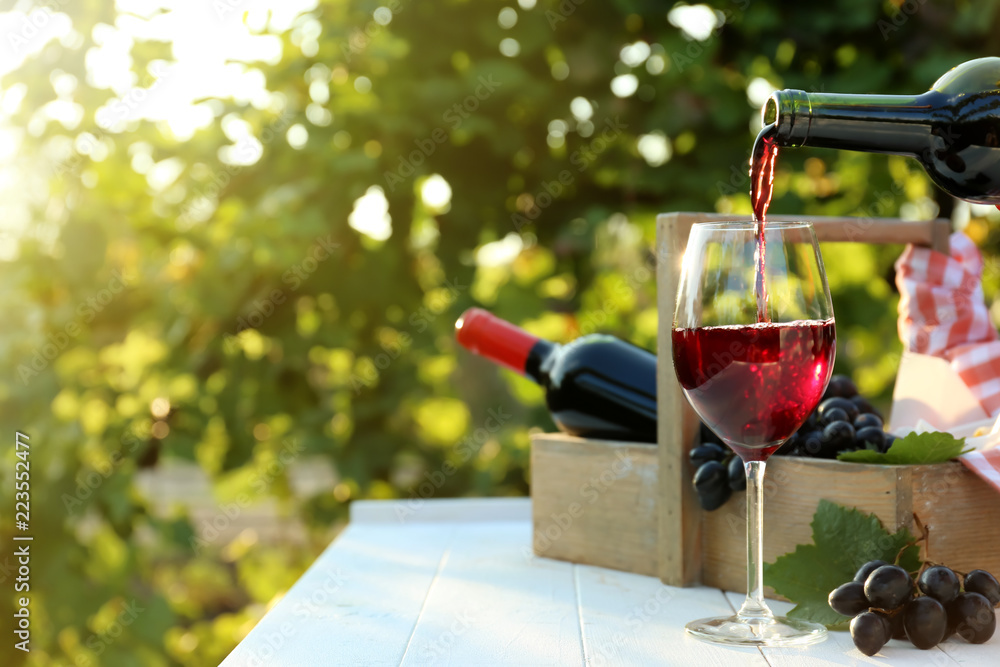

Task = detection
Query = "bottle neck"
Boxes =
[764,89,938,156]
[455,308,557,383]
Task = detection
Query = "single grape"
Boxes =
[855,426,886,452]
[853,413,883,430]
[803,411,819,432]
[918,566,960,604]
[890,612,907,640]
[873,609,907,640]
[902,596,947,649]
[820,421,856,458]
[864,565,914,610]
[821,407,849,426]
[696,486,731,511]
[818,397,860,423]
[949,592,997,644]
[829,581,870,617]
[854,560,890,583]
[726,456,746,491]
[851,394,882,418]
[825,374,859,399]
[800,431,824,457]
[850,611,890,656]
[964,569,1000,605]
[881,433,896,453]
[689,442,727,468]
[693,460,731,511]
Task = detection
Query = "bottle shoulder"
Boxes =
[545,335,656,392]
[931,57,1000,96]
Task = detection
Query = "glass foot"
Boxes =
[685,614,827,647]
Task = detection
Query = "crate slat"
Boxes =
[531,434,658,576]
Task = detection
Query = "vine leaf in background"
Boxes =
[763,500,921,628]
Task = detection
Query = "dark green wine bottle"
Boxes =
[764,57,1000,204]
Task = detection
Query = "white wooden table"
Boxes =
[222,498,998,666]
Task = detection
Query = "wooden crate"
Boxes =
[532,433,1000,595]
[531,212,1000,596]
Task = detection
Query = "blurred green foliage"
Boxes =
[2,0,1000,664]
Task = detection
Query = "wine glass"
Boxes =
[672,221,835,646]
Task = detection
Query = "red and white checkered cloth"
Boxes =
[896,231,1000,492]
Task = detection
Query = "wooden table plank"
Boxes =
[398,521,584,666]
[934,608,1000,664]
[221,523,454,667]
[724,591,962,666]
[577,566,766,666]
[223,500,998,666]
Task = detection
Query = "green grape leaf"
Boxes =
[837,431,971,465]
[763,500,921,629]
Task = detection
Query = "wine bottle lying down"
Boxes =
[455,308,657,443]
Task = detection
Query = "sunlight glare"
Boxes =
[667,4,723,42]
[637,132,672,167]
[349,186,393,242]
[476,233,524,268]
[420,175,452,212]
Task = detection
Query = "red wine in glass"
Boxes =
[672,221,834,646]
[672,320,835,461]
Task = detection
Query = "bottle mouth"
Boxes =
[763,90,811,146]
[763,97,778,126]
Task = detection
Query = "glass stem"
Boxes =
[738,459,773,621]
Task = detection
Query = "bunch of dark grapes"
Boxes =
[829,561,999,656]
[777,374,894,459]
[689,424,745,510]
[691,375,892,510]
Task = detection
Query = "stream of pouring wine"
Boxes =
[750,124,778,324]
